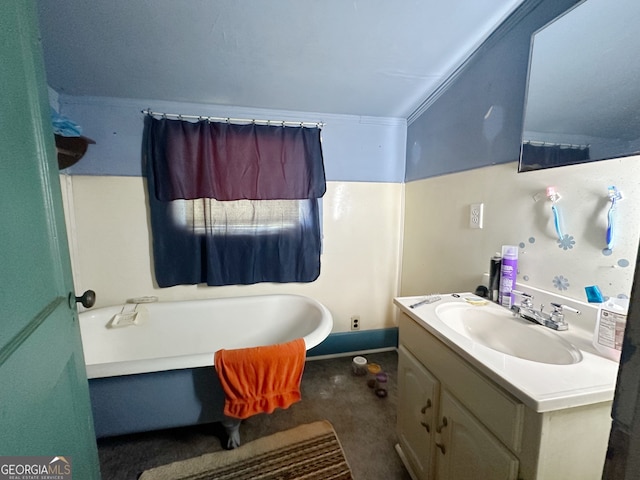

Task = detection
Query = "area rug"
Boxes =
[138,420,354,480]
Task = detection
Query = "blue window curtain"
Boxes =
[143,116,326,287]
[148,117,325,201]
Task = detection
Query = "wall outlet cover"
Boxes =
[470,203,484,229]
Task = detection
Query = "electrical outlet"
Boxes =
[351,315,361,331]
[470,203,484,229]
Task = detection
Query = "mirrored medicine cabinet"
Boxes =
[519,0,640,172]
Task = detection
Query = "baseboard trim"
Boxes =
[307,327,398,358]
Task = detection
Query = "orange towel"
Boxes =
[214,338,306,420]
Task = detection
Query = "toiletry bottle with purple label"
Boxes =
[499,245,518,308]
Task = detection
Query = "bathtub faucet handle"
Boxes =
[75,290,96,308]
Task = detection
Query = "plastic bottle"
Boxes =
[593,298,629,361]
[489,253,502,303]
[499,245,518,308]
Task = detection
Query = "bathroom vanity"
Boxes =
[394,293,619,480]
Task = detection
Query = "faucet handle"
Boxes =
[546,303,580,331]
[551,302,581,315]
[512,290,532,298]
[512,290,534,307]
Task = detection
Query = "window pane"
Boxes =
[170,198,306,235]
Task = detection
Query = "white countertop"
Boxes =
[394,293,620,412]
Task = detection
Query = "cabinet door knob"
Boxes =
[420,421,430,433]
[420,398,432,414]
[435,441,446,454]
[436,416,448,433]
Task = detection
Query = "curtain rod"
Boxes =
[142,109,324,128]
[524,140,589,149]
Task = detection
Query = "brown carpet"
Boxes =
[138,420,353,480]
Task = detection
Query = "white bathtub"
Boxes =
[79,293,333,379]
[78,294,333,438]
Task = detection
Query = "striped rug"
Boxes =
[139,420,353,480]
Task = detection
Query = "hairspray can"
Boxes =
[499,245,518,308]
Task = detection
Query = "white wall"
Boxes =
[61,138,640,336]
[55,94,407,335]
[401,156,640,302]
[60,175,404,333]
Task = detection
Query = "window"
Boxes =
[171,198,310,236]
[143,115,326,287]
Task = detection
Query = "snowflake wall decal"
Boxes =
[557,234,575,250]
[553,275,570,291]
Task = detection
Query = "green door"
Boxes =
[0,1,101,478]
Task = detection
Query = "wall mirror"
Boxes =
[519,0,640,172]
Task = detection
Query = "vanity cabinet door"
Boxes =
[397,346,440,480]
[435,389,519,480]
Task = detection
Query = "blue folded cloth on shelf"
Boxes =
[51,108,82,137]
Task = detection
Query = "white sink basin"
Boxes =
[435,302,583,365]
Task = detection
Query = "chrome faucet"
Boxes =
[510,290,580,331]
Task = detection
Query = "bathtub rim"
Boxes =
[80,293,333,379]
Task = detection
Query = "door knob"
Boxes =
[75,290,96,308]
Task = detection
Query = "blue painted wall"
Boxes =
[405,0,580,182]
[59,95,407,183]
